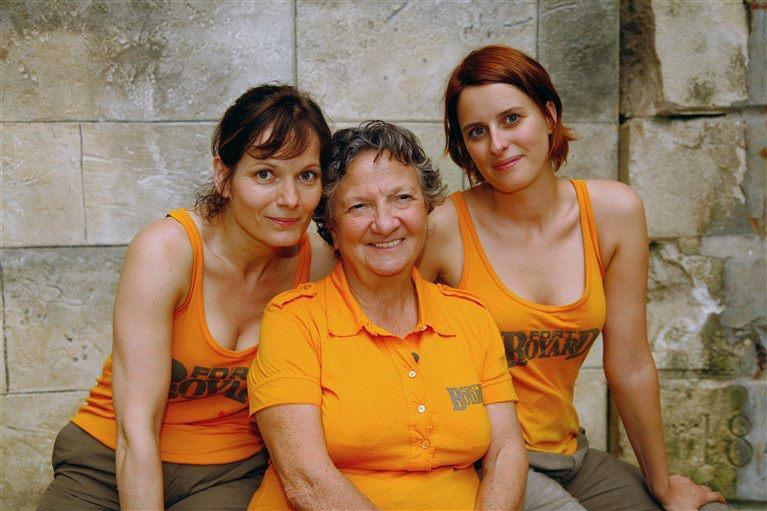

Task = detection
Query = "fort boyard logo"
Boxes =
[168,359,248,403]
[502,329,600,367]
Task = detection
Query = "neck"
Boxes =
[205,211,297,278]
[482,167,567,229]
[343,263,417,328]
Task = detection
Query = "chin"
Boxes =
[368,260,413,278]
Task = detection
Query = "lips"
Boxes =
[267,216,301,228]
[369,239,403,249]
[492,155,523,171]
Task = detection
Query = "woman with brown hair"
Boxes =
[419,46,727,511]
[38,84,336,511]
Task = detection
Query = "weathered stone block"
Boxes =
[647,242,724,371]
[1,266,5,394]
[0,1,293,121]
[1,123,84,247]
[721,253,767,330]
[0,391,84,511]
[559,123,618,181]
[82,123,212,245]
[297,0,536,121]
[622,118,747,238]
[614,378,766,501]
[538,0,619,123]
[401,123,464,194]
[620,0,748,116]
[2,247,124,392]
[573,367,607,451]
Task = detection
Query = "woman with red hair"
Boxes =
[419,45,727,511]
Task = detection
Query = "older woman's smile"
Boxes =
[331,150,427,282]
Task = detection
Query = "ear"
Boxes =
[545,101,558,134]
[212,156,232,199]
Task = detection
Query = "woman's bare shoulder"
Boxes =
[308,231,337,281]
[584,180,645,220]
[419,194,463,284]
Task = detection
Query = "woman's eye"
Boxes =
[468,126,486,139]
[505,113,520,124]
[255,170,272,180]
[298,170,319,182]
[397,194,414,202]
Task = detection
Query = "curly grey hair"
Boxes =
[313,120,447,247]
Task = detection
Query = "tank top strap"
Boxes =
[570,180,605,277]
[292,234,312,286]
[449,191,480,289]
[166,208,204,313]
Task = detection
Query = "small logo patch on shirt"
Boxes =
[446,384,484,411]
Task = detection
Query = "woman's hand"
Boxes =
[112,218,191,510]
[656,474,726,511]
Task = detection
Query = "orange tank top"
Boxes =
[72,208,312,464]
[451,180,606,455]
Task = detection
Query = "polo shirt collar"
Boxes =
[326,263,456,338]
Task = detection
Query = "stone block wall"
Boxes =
[0,0,763,508]
[616,0,766,504]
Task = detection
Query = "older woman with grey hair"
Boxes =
[245,120,528,510]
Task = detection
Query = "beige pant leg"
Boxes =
[524,468,586,511]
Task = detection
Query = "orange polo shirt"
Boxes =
[248,263,517,510]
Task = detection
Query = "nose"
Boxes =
[370,204,399,236]
[276,180,299,209]
[489,127,509,156]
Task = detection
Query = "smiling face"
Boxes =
[457,83,555,193]
[218,133,322,248]
[330,150,428,282]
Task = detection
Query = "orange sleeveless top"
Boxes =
[72,208,312,464]
[451,180,606,455]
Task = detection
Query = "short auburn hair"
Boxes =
[444,45,575,185]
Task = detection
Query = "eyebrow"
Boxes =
[341,185,418,205]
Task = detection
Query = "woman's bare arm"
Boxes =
[256,404,378,510]
[475,402,528,511]
[592,181,725,510]
[111,219,190,510]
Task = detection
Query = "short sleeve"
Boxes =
[478,310,518,405]
[248,303,322,416]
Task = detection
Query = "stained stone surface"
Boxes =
[82,123,213,245]
[0,391,84,511]
[622,118,747,238]
[0,1,293,121]
[615,378,767,500]
[538,0,619,123]
[297,0,536,122]
[1,123,85,247]
[573,367,607,451]
[400,123,464,194]
[647,242,723,371]
[559,123,619,181]
[3,247,124,392]
[1,267,5,394]
[620,0,749,116]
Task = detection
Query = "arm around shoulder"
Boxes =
[111,218,191,510]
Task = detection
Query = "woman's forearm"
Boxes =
[282,465,378,511]
[115,432,164,510]
[607,361,671,499]
[475,440,528,511]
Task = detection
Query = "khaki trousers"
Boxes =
[523,432,730,511]
[37,422,268,511]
